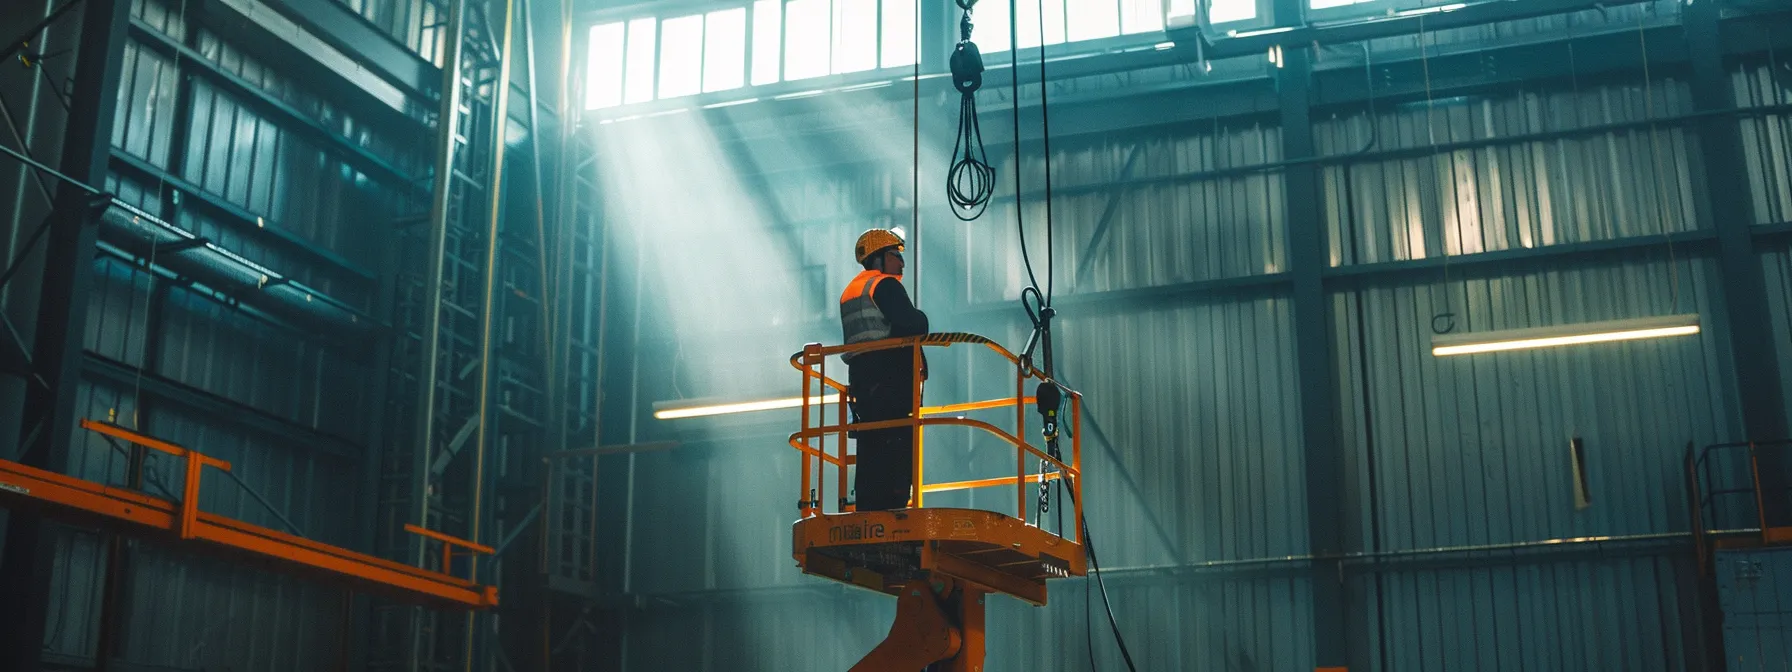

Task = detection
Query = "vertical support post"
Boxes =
[416,0,468,560]
[1685,0,1792,526]
[911,342,924,509]
[467,1,517,667]
[1015,366,1025,521]
[409,0,467,667]
[1272,5,1349,667]
[801,349,813,516]
[93,439,147,672]
[178,450,202,539]
[838,366,849,512]
[819,352,828,510]
[1071,393,1081,545]
[518,0,558,458]
[471,0,516,567]
[0,2,131,670]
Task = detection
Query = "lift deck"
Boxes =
[0,419,497,611]
[788,333,1087,671]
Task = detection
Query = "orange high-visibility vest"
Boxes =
[839,270,901,361]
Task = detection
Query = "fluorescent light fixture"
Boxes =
[1431,314,1700,357]
[1154,41,1176,50]
[840,80,893,91]
[702,97,761,109]
[654,394,842,420]
[1227,26,1295,38]
[1395,2,1467,16]
[773,89,827,100]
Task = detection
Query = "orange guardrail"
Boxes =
[0,420,503,609]
[787,333,1082,544]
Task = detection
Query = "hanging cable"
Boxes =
[127,0,190,430]
[1066,479,1140,671]
[1635,11,1683,314]
[948,1,995,220]
[1418,16,1459,335]
[913,0,923,302]
[1037,8,1056,306]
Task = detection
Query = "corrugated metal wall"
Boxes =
[1766,242,1792,451]
[1319,77,1700,266]
[1355,554,1696,671]
[8,0,422,666]
[1334,257,1731,552]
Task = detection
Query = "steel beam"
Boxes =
[188,0,429,139]
[82,352,363,459]
[0,1,132,669]
[1172,0,1657,58]
[1684,0,1791,522]
[701,11,1746,179]
[1275,33,1350,669]
[125,18,424,193]
[260,0,435,101]
[108,150,377,281]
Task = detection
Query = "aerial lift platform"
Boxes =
[788,333,1086,671]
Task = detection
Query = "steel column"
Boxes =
[415,0,468,563]
[403,0,469,666]
[466,0,515,667]
[0,1,131,669]
[1272,5,1349,666]
[1685,0,1791,525]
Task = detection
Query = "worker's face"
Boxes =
[881,249,905,276]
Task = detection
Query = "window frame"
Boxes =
[576,0,1242,116]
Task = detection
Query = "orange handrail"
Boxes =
[54,420,497,608]
[787,333,1083,546]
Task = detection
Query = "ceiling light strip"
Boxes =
[1431,314,1701,357]
[653,394,843,420]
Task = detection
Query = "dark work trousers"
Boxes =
[850,360,922,511]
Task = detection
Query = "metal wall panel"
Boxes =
[115,543,348,670]
[16,0,417,667]
[1358,0,1675,57]
[1058,293,1306,567]
[81,249,372,438]
[988,574,1316,672]
[1355,554,1693,671]
[333,0,445,64]
[1765,243,1792,441]
[1333,255,1733,553]
[1320,76,1700,267]
[1733,61,1792,226]
[986,124,1288,300]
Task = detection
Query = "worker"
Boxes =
[841,229,929,511]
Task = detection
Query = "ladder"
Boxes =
[372,0,509,668]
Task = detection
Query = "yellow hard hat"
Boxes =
[854,229,905,264]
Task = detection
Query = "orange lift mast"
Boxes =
[0,419,498,610]
[788,332,1087,672]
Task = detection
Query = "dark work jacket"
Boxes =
[847,276,929,394]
